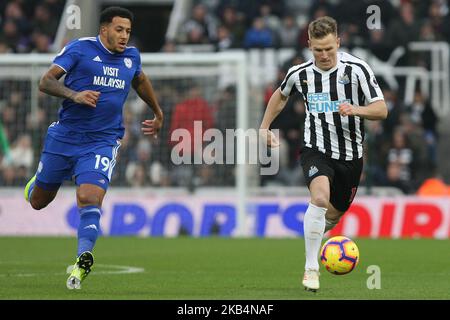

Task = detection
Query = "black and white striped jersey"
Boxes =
[280,51,384,161]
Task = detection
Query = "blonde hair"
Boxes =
[308,16,337,39]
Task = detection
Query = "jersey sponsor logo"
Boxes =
[93,66,125,89]
[307,93,350,113]
[102,66,119,77]
[93,56,102,62]
[93,76,125,89]
[124,58,132,69]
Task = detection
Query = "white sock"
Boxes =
[304,203,327,271]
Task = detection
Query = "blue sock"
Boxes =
[77,206,101,257]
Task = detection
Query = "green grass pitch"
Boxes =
[0,237,448,300]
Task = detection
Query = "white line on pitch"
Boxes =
[0,264,144,277]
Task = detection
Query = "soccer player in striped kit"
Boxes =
[23,7,163,289]
[260,16,387,291]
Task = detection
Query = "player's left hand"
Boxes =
[338,102,358,117]
[141,117,162,139]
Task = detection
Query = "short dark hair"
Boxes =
[100,6,134,25]
[308,16,337,39]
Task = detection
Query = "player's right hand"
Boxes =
[72,90,101,108]
[259,129,280,148]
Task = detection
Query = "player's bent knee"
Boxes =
[77,187,103,206]
[77,192,101,206]
[310,195,329,209]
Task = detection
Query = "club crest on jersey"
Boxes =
[338,73,350,84]
[124,58,132,69]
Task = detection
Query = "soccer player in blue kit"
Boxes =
[23,7,163,289]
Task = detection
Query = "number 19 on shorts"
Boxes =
[94,155,111,172]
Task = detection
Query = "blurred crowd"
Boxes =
[165,0,450,53]
[0,0,449,194]
[0,0,65,53]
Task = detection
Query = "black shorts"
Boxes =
[300,147,363,212]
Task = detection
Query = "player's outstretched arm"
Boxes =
[259,88,289,147]
[39,65,100,108]
[132,72,164,138]
[338,100,388,120]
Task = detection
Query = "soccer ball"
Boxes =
[320,236,359,275]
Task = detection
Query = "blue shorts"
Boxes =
[35,134,121,191]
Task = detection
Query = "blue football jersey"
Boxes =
[49,35,142,144]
